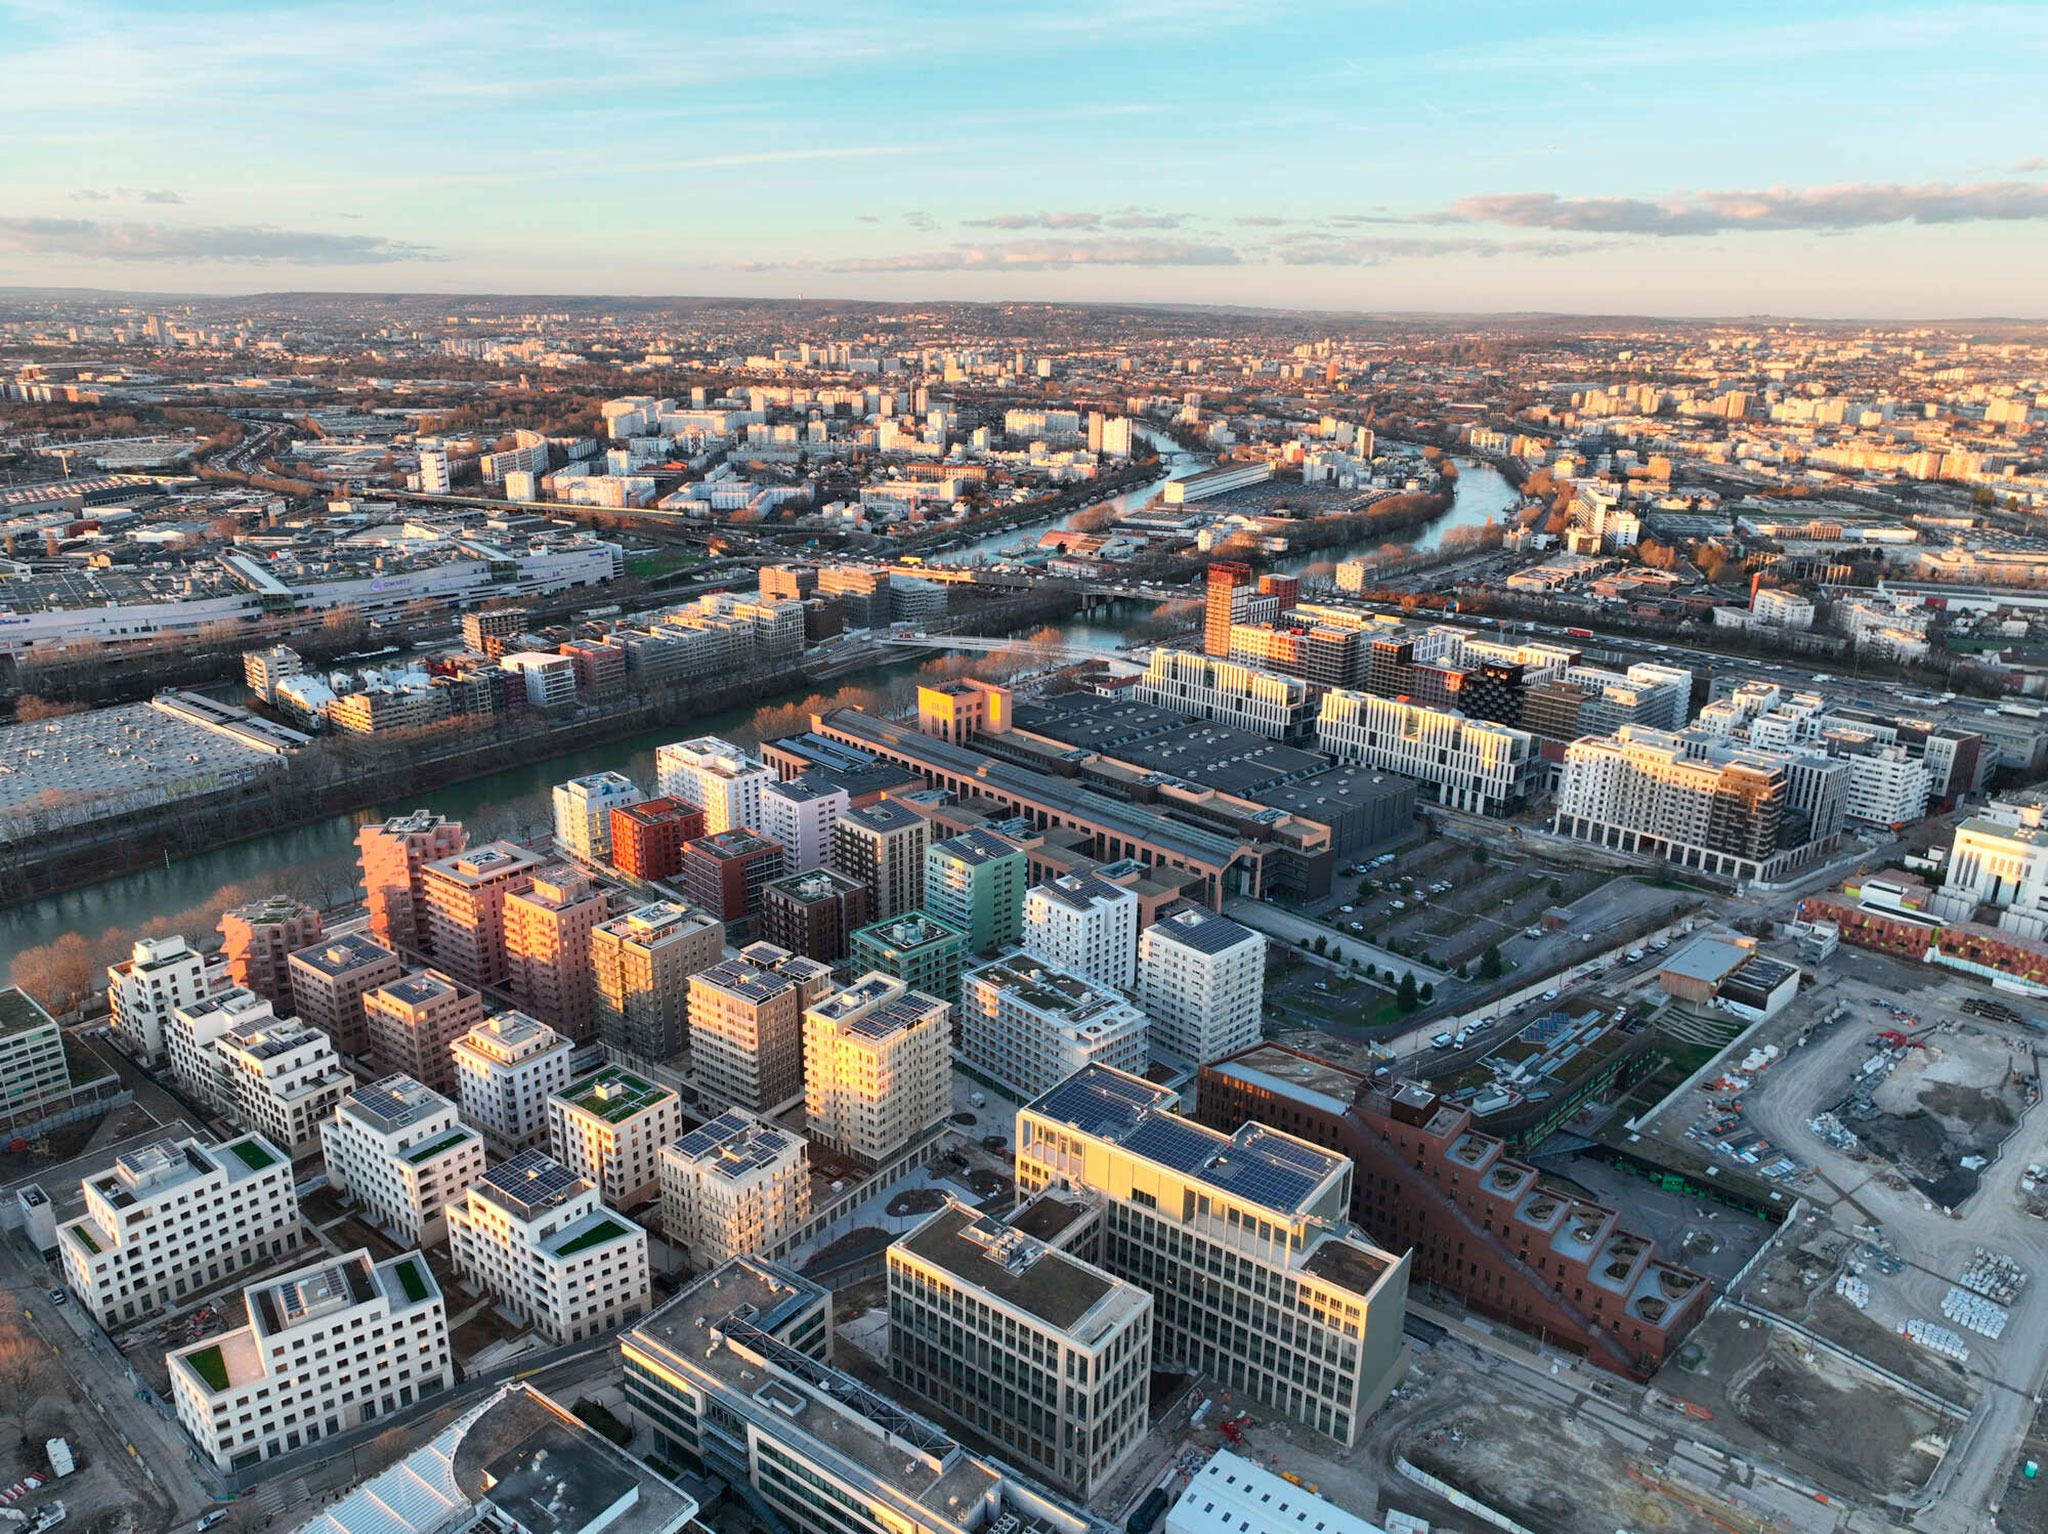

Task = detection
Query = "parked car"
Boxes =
[1432,1032,1456,1050]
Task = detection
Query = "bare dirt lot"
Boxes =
[1662,1311,1948,1501]
[1845,1025,2039,1207]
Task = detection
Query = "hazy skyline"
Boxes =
[4,0,2046,315]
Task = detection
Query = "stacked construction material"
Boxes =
[1942,1285,2009,1339]
[1901,1317,1970,1362]
[1958,1249,2027,1306]
[1834,1273,1870,1309]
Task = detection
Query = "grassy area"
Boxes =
[185,1344,230,1392]
[68,1224,100,1255]
[557,1219,627,1256]
[564,1070,666,1123]
[406,1130,475,1164]
[393,1258,430,1303]
[227,1139,277,1172]
[575,1399,633,1446]
[626,552,703,581]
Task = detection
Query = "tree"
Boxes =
[1480,945,1503,979]
[1312,935,1327,956]
[1363,963,1376,980]
[13,696,86,723]
[1419,982,1435,1003]
[1471,845,1489,867]
[9,933,97,1015]
[1396,972,1419,1012]
[0,1332,53,1443]
[1547,879,1565,901]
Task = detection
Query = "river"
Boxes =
[0,456,1520,960]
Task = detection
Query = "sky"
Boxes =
[2,0,2045,316]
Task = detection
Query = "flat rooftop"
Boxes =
[898,1203,1137,1339]
[451,1386,695,1534]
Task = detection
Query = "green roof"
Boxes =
[561,1069,670,1124]
[226,1139,277,1172]
[393,1259,429,1304]
[68,1224,100,1256]
[405,1129,475,1165]
[0,988,53,1038]
[185,1344,229,1392]
[556,1218,628,1256]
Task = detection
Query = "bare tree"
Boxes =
[0,1332,55,1443]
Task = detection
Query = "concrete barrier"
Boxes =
[1393,1456,1537,1534]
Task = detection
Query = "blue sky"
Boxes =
[2,0,2045,315]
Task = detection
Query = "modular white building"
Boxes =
[445,1149,652,1345]
[58,1134,298,1328]
[1317,689,1537,816]
[959,954,1148,1102]
[551,770,643,862]
[168,1248,452,1471]
[658,1108,811,1269]
[1021,873,1139,991]
[801,974,952,1167]
[1136,908,1264,1066]
[106,934,213,1068]
[654,736,772,835]
[547,1066,683,1209]
[319,1075,484,1247]
[451,1010,575,1155]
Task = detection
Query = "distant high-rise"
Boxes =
[1203,561,1256,657]
[357,811,465,955]
[924,828,1026,954]
[217,897,322,1015]
[503,865,606,1040]
[828,800,928,918]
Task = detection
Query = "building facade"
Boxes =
[1014,1065,1410,1447]
[592,900,726,1066]
[217,898,321,1014]
[1317,690,1537,816]
[830,800,928,918]
[107,934,211,1067]
[552,771,643,863]
[286,933,403,1058]
[362,970,484,1096]
[356,811,465,955]
[759,869,870,963]
[802,974,952,1166]
[503,866,607,1040]
[658,1109,811,1269]
[418,842,545,989]
[959,955,1149,1102]
[319,1075,485,1247]
[687,944,836,1116]
[168,1249,452,1471]
[758,776,850,875]
[1135,908,1264,1067]
[58,1134,297,1328]
[887,1200,1152,1500]
[847,913,968,1005]
[925,828,1026,954]
[548,1066,683,1209]
[655,737,772,835]
[445,1149,652,1345]
[1021,874,1139,990]
[451,1011,574,1155]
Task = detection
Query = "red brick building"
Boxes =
[1197,1044,1712,1378]
[559,639,627,694]
[680,830,783,922]
[611,797,706,881]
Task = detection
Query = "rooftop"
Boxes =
[839,799,926,833]
[1145,906,1259,957]
[1028,1064,1347,1220]
[896,1202,1141,1340]
[475,1148,592,1221]
[766,869,863,905]
[667,1109,802,1182]
[0,987,54,1038]
[342,1075,452,1133]
[852,913,965,954]
[291,932,399,977]
[557,1067,673,1124]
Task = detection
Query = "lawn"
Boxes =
[406,1130,474,1164]
[393,1258,430,1303]
[69,1224,100,1255]
[185,1344,230,1392]
[227,1139,277,1172]
[556,1219,627,1256]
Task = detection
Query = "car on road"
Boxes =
[1542,989,1559,1001]
[196,1514,230,1533]
[1625,949,1645,964]
[1431,1032,1456,1049]
[1390,900,1406,911]
[1340,905,1354,913]
[1650,938,1671,952]
[45,1288,64,1306]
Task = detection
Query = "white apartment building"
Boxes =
[801,974,951,1167]
[1840,744,1933,828]
[888,1199,1153,1500]
[757,776,850,875]
[1132,649,1318,741]
[547,1066,682,1209]
[451,1010,574,1155]
[319,1076,485,1247]
[551,770,643,863]
[1317,690,1537,816]
[217,1017,354,1157]
[502,651,578,708]
[1021,874,1139,991]
[168,1249,452,1471]
[1015,1065,1410,1448]
[167,987,275,1111]
[960,954,1149,1103]
[658,1108,810,1268]
[1136,908,1264,1066]
[106,935,213,1067]
[57,1134,298,1328]
[655,736,771,835]
[1752,586,1816,630]
[445,1148,652,1345]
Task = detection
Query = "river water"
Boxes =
[0,456,1520,957]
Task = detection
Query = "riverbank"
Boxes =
[0,586,1083,910]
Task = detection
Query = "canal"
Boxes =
[0,458,1519,959]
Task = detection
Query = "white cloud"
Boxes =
[0,217,436,264]
[1429,180,2048,235]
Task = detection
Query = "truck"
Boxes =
[43,1443,70,1480]
[27,1506,63,1534]
[969,1092,986,1109]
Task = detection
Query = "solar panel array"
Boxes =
[1029,1064,1165,1138]
[480,1148,586,1219]
[672,1110,797,1180]
[1056,1082,1340,1217]
[347,1076,436,1128]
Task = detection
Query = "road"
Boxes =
[1225,896,1454,984]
